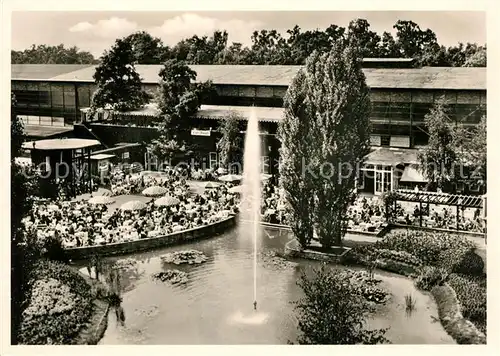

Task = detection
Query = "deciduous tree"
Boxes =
[418,98,459,192]
[148,59,214,164]
[216,112,244,172]
[91,39,149,112]
[123,31,166,64]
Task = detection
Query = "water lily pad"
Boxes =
[152,270,189,285]
[160,250,208,265]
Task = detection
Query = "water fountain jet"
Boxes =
[240,106,262,312]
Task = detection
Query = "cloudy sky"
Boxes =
[11,11,486,57]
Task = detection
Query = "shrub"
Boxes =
[447,273,487,334]
[438,248,484,276]
[375,231,475,265]
[373,249,423,267]
[18,260,93,344]
[415,266,449,291]
[293,265,389,344]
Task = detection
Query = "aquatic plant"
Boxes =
[404,293,416,315]
[160,250,208,265]
[152,270,189,285]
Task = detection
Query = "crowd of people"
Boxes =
[24,174,240,249]
[260,188,484,234]
[392,203,484,232]
[109,167,190,196]
[24,164,485,250]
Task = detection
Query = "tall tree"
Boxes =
[454,115,487,190]
[418,98,459,192]
[122,31,166,64]
[279,69,316,247]
[306,43,372,248]
[217,42,250,64]
[91,38,150,112]
[148,59,214,164]
[287,25,345,64]
[393,20,438,59]
[216,112,244,172]
[379,31,401,58]
[246,29,292,64]
[464,46,487,67]
[294,266,389,344]
[347,19,381,58]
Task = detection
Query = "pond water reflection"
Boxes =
[79,225,454,345]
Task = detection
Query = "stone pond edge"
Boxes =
[283,238,486,345]
[431,283,486,344]
[73,271,110,345]
[64,216,236,260]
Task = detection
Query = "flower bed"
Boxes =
[18,260,94,345]
[152,270,189,285]
[160,250,208,265]
[447,273,487,334]
[344,230,487,343]
[415,266,449,291]
[375,230,475,266]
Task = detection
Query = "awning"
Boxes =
[400,165,428,183]
[24,125,73,138]
[90,153,115,160]
[364,147,420,166]
[195,105,284,123]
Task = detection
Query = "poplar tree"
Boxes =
[306,43,371,249]
[278,69,316,247]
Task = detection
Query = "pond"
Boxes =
[79,224,455,345]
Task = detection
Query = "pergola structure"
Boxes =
[22,138,101,198]
[392,188,484,232]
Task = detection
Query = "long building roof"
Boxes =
[11,63,486,90]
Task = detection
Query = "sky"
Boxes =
[11,11,486,58]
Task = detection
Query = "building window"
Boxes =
[209,152,218,170]
[261,156,270,174]
[380,135,390,147]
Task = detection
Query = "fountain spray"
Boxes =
[241,106,261,313]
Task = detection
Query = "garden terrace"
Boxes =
[390,189,485,235]
[394,189,484,208]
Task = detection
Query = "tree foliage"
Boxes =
[122,31,167,64]
[310,44,371,248]
[280,43,371,249]
[11,93,40,344]
[148,59,214,163]
[278,69,316,247]
[454,115,487,188]
[91,38,150,112]
[11,44,97,64]
[16,19,486,67]
[294,265,389,344]
[418,98,460,192]
[216,112,244,171]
